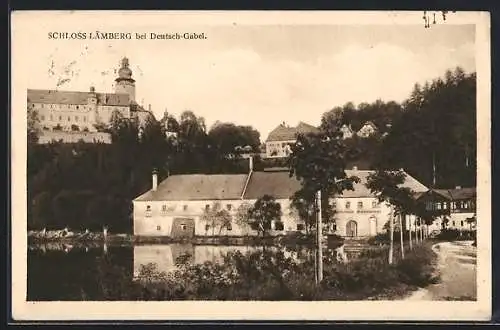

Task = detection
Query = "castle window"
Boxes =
[226,204,232,211]
[205,204,210,211]
[372,200,379,208]
[461,221,464,227]
[156,225,161,231]
[183,205,188,211]
[345,201,351,209]
[67,116,71,122]
[357,201,363,209]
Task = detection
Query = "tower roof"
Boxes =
[116,57,135,83]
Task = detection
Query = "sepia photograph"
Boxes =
[11,11,491,321]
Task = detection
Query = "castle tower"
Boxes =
[115,57,136,102]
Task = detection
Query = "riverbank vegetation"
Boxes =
[28,241,437,301]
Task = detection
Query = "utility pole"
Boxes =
[316,190,323,284]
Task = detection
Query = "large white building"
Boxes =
[133,160,429,238]
[28,57,153,144]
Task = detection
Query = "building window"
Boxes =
[227,224,232,231]
[436,203,442,210]
[345,201,351,209]
[162,205,167,212]
[226,204,232,211]
[205,224,210,231]
[297,224,305,231]
[205,204,210,211]
[357,201,363,209]
[76,105,79,110]
[50,115,53,121]
[443,202,448,209]
[83,116,87,122]
[331,201,337,209]
[180,224,187,230]
[372,200,378,208]
[145,205,151,217]
[59,116,62,121]
[156,225,161,231]
[461,221,464,227]
[274,221,284,231]
[75,116,79,122]
[67,116,71,122]
[451,202,456,210]
[183,205,188,211]
[452,221,455,226]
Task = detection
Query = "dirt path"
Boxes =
[405,241,477,301]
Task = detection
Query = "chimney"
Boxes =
[249,156,253,173]
[152,169,158,191]
[90,86,95,93]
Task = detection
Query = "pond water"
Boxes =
[27,243,354,301]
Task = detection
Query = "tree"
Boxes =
[27,106,40,145]
[234,202,253,236]
[200,202,233,236]
[248,195,282,237]
[288,129,360,233]
[366,169,417,263]
[208,122,261,156]
[378,68,476,188]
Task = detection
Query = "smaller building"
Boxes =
[340,124,354,139]
[356,121,378,138]
[419,186,476,231]
[265,121,320,158]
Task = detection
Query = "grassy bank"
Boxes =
[81,241,437,301]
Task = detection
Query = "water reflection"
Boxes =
[27,242,355,301]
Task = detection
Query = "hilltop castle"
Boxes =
[27,57,153,144]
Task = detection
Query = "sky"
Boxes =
[17,12,476,141]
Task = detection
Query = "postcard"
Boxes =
[11,10,491,321]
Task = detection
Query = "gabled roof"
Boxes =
[27,89,130,106]
[430,187,476,201]
[243,171,303,199]
[339,170,428,198]
[134,174,249,201]
[134,169,428,202]
[266,122,319,142]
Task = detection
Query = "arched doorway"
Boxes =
[346,220,357,237]
[369,216,377,236]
